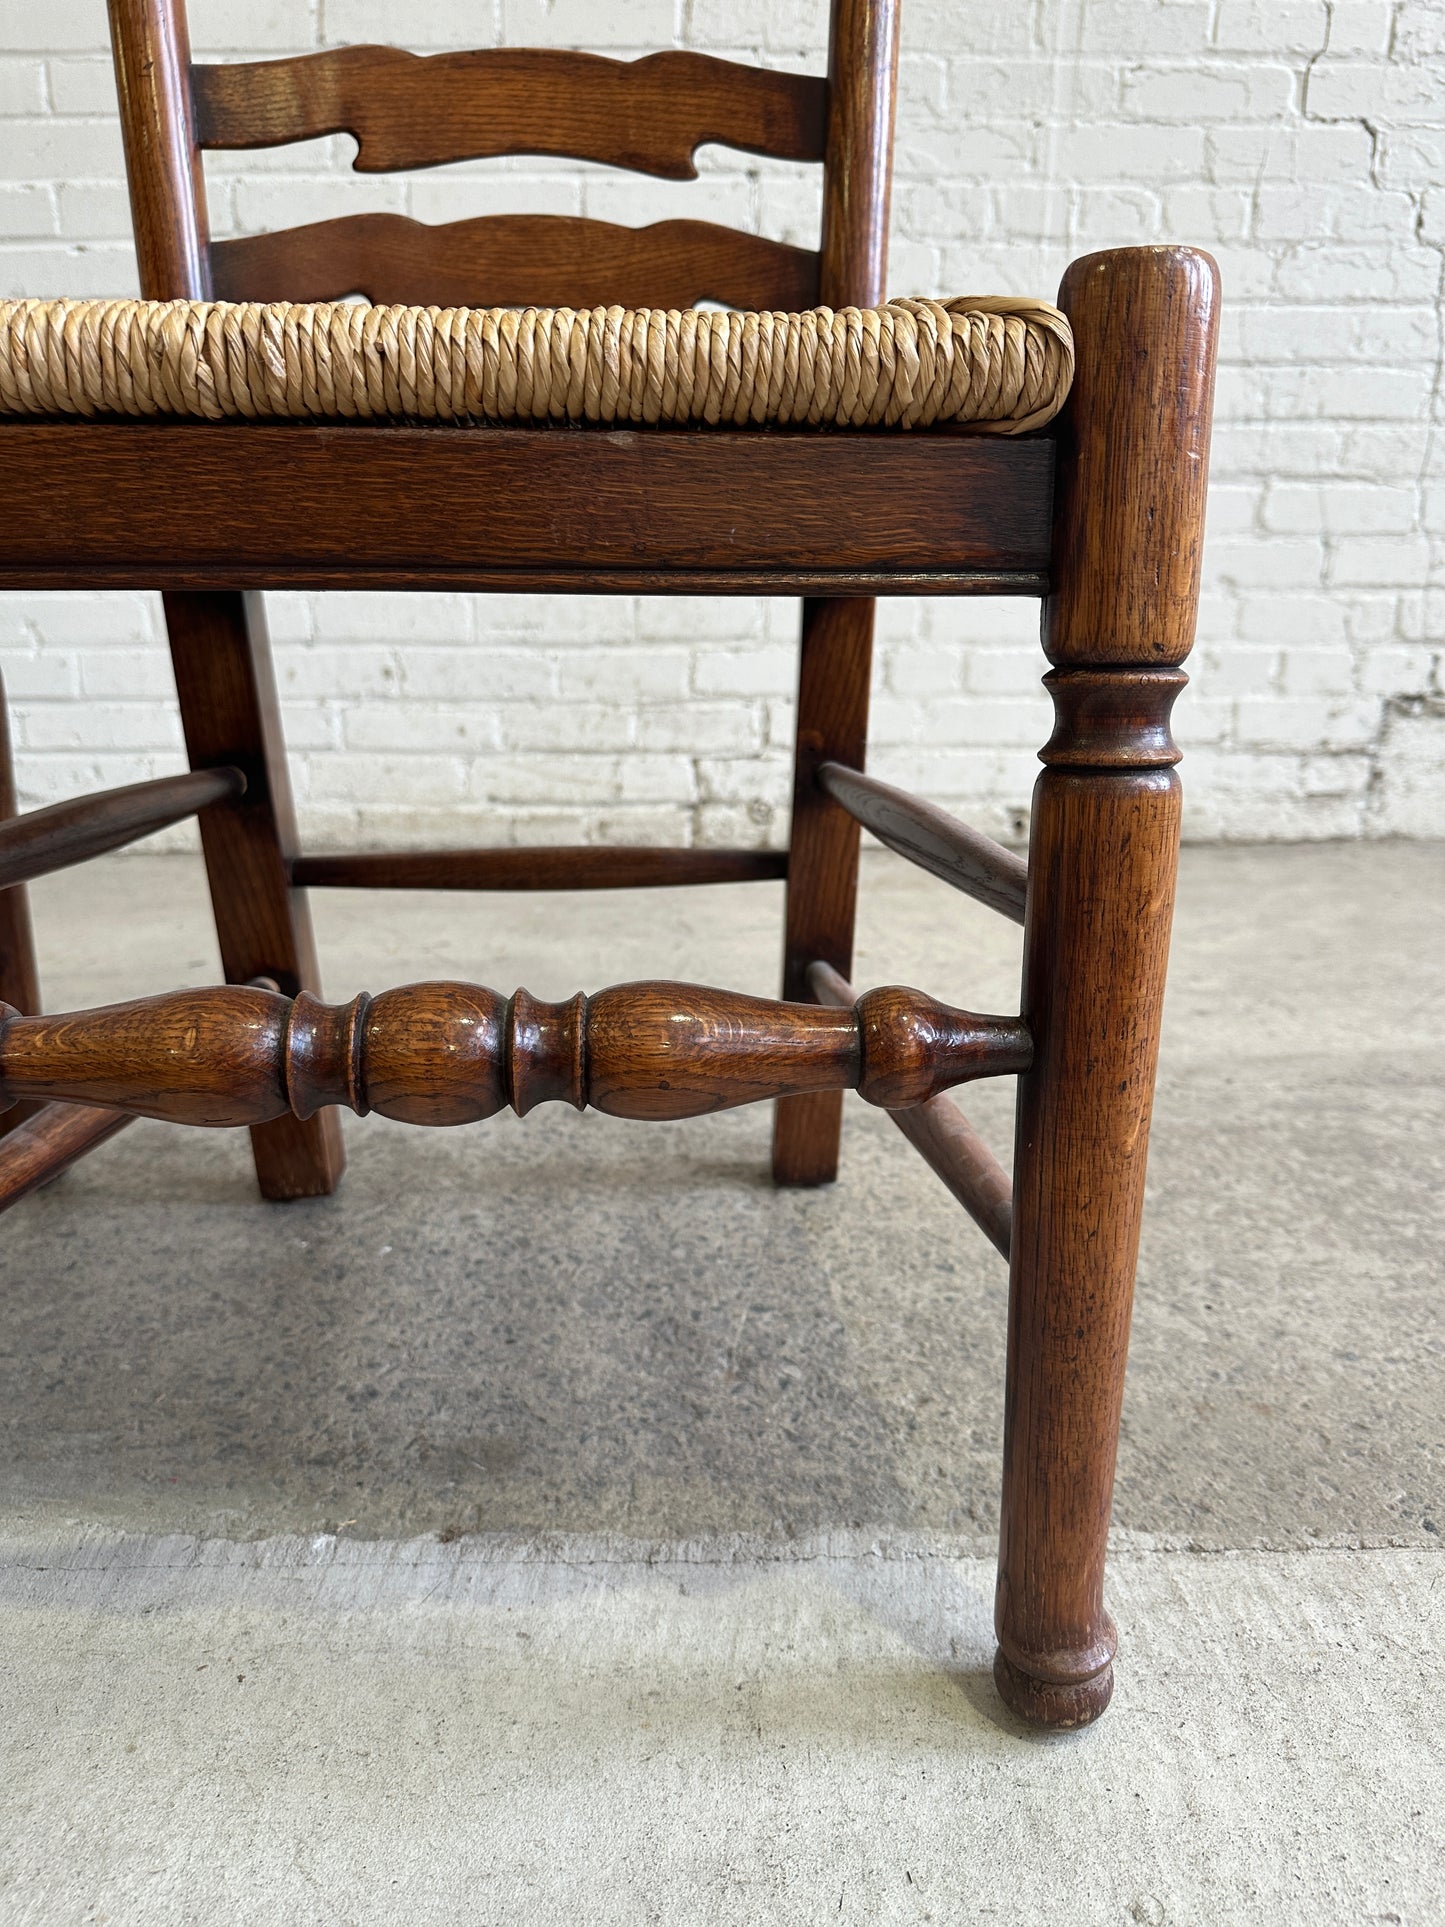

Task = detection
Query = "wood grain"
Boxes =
[809,961,1013,1258]
[0,767,245,891]
[771,0,899,1184]
[773,597,875,1185]
[995,245,1220,1731]
[0,423,1056,583]
[0,1102,134,1214]
[108,0,343,1202]
[163,591,344,1198]
[192,46,828,179]
[0,668,41,1139]
[817,762,1028,923]
[0,979,1031,1125]
[106,0,212,299]
[1044,246,1220,667]
[819,0,900,309]
[291,846,787,891]
[210,213,820,311]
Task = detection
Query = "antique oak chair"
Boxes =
[0,0,1218,1728]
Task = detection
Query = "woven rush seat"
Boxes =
[0,295,1072,434]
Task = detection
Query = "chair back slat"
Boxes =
[192,46,828,181]
[108,0,898,319]
[210,214,820,312]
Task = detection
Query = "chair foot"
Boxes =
[992,1643,1114,1730]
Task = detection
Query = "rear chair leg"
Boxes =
[163,590,344,1199]
[0,668,41,1136]
[994,246,1219,1726]
[773,596,875,1186]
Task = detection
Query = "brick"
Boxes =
[1121,61,1296,121]
[344,701,503,752]
[1331,535,1434,587]
[325,0,501,49]
[1211,0,1325,53]
[1327,3,1397,54]
[0,60,45,115]
[188,0,320,53]
[1306,57,1445,125]
[500,0,677,51]
[0,184,57,239]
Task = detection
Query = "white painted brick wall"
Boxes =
[2,0,1442,847]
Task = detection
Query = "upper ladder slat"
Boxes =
[192,47,829,180]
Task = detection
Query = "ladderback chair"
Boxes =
[0,0,1219,1730]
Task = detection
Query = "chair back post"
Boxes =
[107,0,212,299]
[819,0,900,307]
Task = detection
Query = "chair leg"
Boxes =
[0,667,41,1137]
[994,755,1182,1725]
[163,590,344,1199]
[772,595,874,1186]
[992,245,1219,1726]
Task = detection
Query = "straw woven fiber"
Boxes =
[0,295,1071,433]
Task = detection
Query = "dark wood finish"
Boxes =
[773,598,875,1185]
[0,1102,135,1214]
[0,562,1046,601]
[819,0,899,310]
[164,592,344,1199]
[0,425,1055,585]
[809,961,1012,1258]
[773,0,899,1187]
[211,214,820,312]
[1039,666,1188,768]
[817,763,1028,924]
[995,246,1219,1731]
[0,979,1031,1126]
[106,0,212,299]
[1045,248,1217,669]
[108,0,342,1201]
[0,767,245,891]
[0,670,41,1139]
[291,846,787,892]
[193,46,828,179]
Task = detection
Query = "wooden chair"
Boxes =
[0,0,1219,1729]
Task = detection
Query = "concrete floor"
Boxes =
[2,843,1443,1922]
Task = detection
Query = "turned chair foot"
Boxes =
[992,1643,1115,1730]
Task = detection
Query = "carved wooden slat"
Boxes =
[0,980,1032,1128]
[0,425,1055,590]
[290,847,787,891]
[192,46,829,180]
[816,762,1029,924]
[808,960,1013,1257]
[0,1102,134,1214]
[0,767,245,891]
[209,212,819,311]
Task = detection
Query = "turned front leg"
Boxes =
[994,244,1219,1728]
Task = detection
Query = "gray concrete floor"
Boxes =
[2,844,1443,1923]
